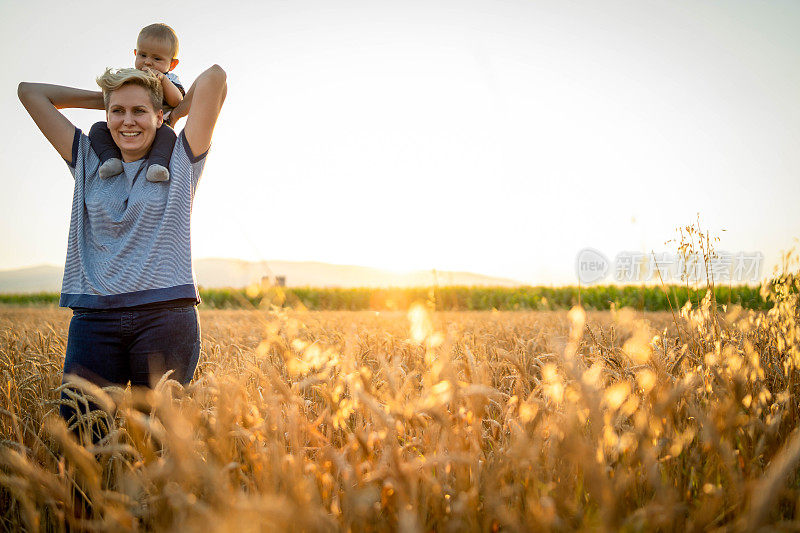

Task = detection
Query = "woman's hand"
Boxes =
[167,85,191,125]
[183,65,227,156]
[18,83,105,164]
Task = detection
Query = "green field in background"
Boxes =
[0,284,770,311]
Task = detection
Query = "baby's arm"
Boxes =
[154,70,183,108]
[161,74,183,107]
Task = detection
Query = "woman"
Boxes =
[18,65,226,427]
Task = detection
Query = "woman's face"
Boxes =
[106,84,163,162]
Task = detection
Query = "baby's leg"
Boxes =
[146,124,178,182]
[88,122,123,178]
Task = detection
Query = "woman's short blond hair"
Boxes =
[96,68,163,111]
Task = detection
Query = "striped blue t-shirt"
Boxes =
[59,128,207,309]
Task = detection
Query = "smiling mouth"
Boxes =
[120,132,141,137]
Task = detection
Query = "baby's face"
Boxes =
[134,36,174,74]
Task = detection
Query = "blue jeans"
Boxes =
[60,305,201,433]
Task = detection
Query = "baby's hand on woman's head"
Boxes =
[140,67,164,80]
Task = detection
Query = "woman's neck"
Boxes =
[121,150,147,163]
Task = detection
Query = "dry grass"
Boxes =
[1,281,799,531]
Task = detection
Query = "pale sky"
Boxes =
[2,0,799,284]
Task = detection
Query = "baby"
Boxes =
[89,23,185,182]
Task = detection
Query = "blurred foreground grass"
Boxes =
[0,266,799,531]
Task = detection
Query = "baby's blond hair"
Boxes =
[96,68,164,111]
[138,23,179,58]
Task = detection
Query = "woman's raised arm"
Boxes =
[182,65,227,157]
[17,83,104,164]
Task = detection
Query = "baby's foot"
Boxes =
[99,158,123,179]
[146,164,170,182]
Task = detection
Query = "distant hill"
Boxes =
[0,265,64,293]
[0,259,522,293]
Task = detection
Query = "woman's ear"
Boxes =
[156,109,164,127]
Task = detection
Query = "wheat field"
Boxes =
[1,276,799,531]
